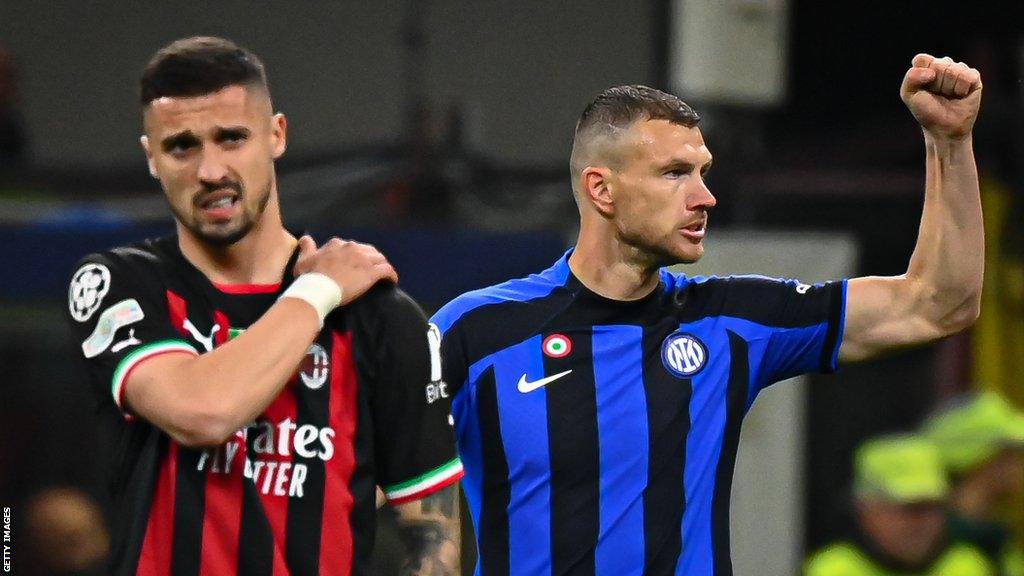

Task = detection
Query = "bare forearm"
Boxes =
[394,485,461,576]
[127,298,321,444]
[906,133,983,328]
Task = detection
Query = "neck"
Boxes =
[177,194,296,286]
[568,219,662,301]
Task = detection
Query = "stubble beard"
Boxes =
[172,181,272,248]
[620,227,703,270]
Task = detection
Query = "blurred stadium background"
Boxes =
[0,1,1020,574]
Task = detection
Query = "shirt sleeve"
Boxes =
[64,253,198,416]
[752,277,847,385]
[367,286,463,504]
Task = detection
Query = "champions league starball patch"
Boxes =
[661,331,708,377]
[69,263,112,322]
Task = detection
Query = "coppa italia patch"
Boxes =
[542,334,572,358]
[82,298,145,358]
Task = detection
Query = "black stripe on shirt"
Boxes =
[237,440,273,576]
[642,323,692,573]
[286,350,330,574]
[818,282,844,372]
[477,366,511,576]
[711,331,750,576]
[545,329,599,575]
[171,448,206,576]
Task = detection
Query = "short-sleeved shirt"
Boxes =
[430,250,846,576]
[65,234,463,576]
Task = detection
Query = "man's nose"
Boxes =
[197,146,230,183]
[690,177,716,210]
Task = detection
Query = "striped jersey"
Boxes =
[66,235,463,576]
[430,250,846,576]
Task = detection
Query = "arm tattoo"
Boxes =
[394,484,461,576]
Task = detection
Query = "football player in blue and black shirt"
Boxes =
[432,54,985,575]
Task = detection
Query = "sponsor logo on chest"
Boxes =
[196,418,337,498]
[181,315,339,498]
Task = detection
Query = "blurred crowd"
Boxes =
[805,392,1024,576]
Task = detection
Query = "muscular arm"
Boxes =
[840,54,984,362]
[125,236,397,446]
[125,298,321,446]
[392,484,461,576]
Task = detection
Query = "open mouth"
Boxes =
[680,218,707,240]
[196,189,241,219]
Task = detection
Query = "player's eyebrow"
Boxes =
[161,131,200,152]
[659,157,713,174]
[215,126,251,141]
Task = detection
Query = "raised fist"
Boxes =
[900,53,982,141]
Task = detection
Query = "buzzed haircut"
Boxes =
[140,36,268,106]
[575,85,700,136]
[570,85,700,187]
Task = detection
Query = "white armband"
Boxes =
[279,273,343,326]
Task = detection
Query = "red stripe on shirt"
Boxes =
[319,331,358,576]
[198,310,240,575]
[260,377,298,576]
[213,311,231,347]
[136,442,178,576]
[198,445,244,576]
[212,282,282,295]
[166,290,188,336]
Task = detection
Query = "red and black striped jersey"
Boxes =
[65,234,463,576]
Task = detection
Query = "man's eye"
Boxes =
[665,169,685,178]
[168,142,195,155]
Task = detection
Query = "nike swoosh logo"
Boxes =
[517,370,573,393]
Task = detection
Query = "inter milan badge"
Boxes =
[542,334,572,358]
[661,331,708,377]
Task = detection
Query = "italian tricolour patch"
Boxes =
[542,334,572,358]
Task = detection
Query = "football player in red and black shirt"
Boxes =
[65,36,463,576]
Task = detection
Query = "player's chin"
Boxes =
[193,219,252,247]
[672,240,704,264]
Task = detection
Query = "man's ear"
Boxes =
[581,166,615,217]
[140,135,158,179]
[270,113,287,159]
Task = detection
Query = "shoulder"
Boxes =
[341,282,430,343]
[350,282,425,319]
[677,272,843,326]
[432,259,571,336]
[71,236,172,279]
[67,238,174,321]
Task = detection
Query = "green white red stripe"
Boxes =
[111,339,198,410]
[383,458,464,504]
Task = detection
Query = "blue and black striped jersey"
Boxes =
[431,250,846,576]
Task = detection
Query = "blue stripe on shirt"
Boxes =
[592,325,648,576]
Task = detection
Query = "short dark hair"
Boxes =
[569,86,700,185]
[575,85,700,136]
[140,36,268,106]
